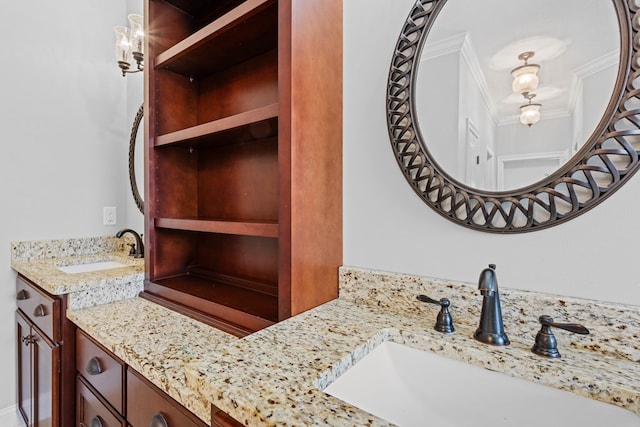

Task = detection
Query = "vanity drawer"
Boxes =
[127,368,206,427]
[77,375,126,427]
[16,275,60,341]
[76,329,125,414]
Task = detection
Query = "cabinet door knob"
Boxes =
[90,416,104,427]
[21,335,35,345]
[16,289,29,300]
[86,357,103,376]
[150,412,168,427]
[33,304,47,318]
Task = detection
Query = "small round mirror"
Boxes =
[129,104,144,214]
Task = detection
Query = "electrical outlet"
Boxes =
[103,207,117,225]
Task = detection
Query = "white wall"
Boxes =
[344,0,640,307]
[0,0,135,413]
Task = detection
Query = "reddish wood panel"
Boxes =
[197,49,279,123]
[15,275,76,427]
[126,368,207,427]
[279,0,343,317]
[198,137,279,221]
[16,275,61,342]
[76,330,126,415]
[76,377,126,427]
[145,0,342,333]
[211,404,244,427]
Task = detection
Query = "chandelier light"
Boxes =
[519,93,542,127]
[114,14,144,76]
[511,51,540,96]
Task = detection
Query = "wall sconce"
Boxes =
[114,14,144,76]
[519,93,542,127]
[511,51,540,96]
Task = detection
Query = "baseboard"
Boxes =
[0,405,25,427]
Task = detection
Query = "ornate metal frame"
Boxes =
[387,0,639,233]
[129,104,144,214]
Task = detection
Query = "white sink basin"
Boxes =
[57,261,128,274]
[323,341,638,427]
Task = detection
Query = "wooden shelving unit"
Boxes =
[143,0,342,335]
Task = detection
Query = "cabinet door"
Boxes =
[31,323,60,427]
[16,311,32,426]
[127,369,206,427]
[211,406,243,427]
[76,376,125,427]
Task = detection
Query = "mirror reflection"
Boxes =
[416,0,619,191]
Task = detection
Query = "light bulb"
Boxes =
[519,102,542,127]
[128,14,144,55]
[511,64,540,95]
[114,26,131,63]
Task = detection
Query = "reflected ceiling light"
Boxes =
[519,93,542,127]
[511,51,540,95]
[114,14,144,76]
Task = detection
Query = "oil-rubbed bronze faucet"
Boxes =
[116,228,144,258]
[474,264,510,346]
[532,315,589,358]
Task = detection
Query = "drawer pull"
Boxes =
[21,335,35,345]
[86,357,103,376]
[16,289,29,300]
[33,304,47,318]
[150,412,168,427]
[89,416,104,427]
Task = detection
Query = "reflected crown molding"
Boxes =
[421,32,500,126]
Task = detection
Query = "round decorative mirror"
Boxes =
[129,104,144,214]
[387,0,639,233]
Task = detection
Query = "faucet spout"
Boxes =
[474,264,509,346]
[116,228,144,258]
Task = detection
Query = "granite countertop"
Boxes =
[67,298,237,424]
[12,252,143,295]
[11,236,144,309]
[66,267,640,427]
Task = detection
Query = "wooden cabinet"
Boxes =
[76,377,126,427]
[76,330,125,415]
[143,0,343,335]
[75,329,206,427]
[211,405,244,427]
[15,275,75,427]
[127,369,206,427]
[75,329,127,427]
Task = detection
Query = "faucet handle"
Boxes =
[416,295,455,334]
[532,315,590,358]
[127,243,137,256]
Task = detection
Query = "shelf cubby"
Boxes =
[145,0,343,335]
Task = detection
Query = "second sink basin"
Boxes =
[57,260,128,274]
[323,341,638,427]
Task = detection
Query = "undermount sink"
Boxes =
[323,341,638,427]
[57,260,128,274]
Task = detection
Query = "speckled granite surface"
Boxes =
[66,265,639,426]
[67,298,237,425]
[11,236,144,306]
[338,266,640,363]
[184,278,640,426]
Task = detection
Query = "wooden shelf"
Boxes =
[155,0,277,78]
[158,0,247,29]
[155,103,278,147]
[143,273,278,330]
[146,0,342,334]
[155,218,278,238]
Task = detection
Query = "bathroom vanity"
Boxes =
[11,237,144,427]
[11,236,640,426]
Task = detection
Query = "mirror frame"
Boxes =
[387,0,639,233]
[129,103,144,214]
